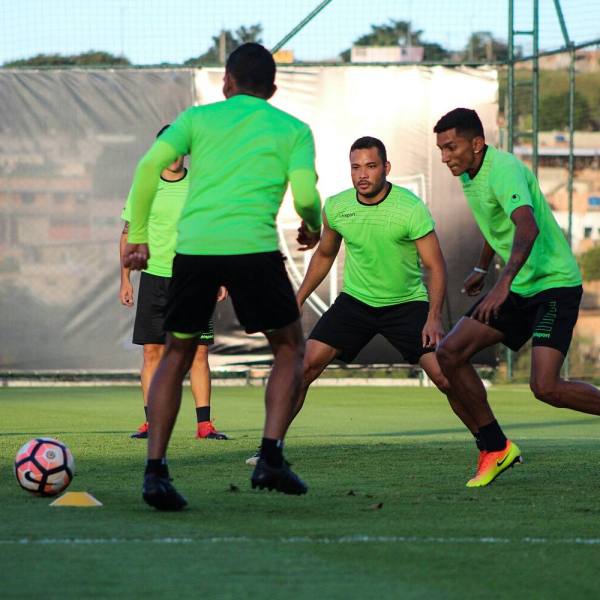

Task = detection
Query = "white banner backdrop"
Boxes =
[196,66,498,364]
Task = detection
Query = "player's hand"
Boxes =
[216,286,228,302]
[422,316,445,348]
[297,221,320,252]
[119,281,134,307]
[461,270,486,296]
[471,280,510,325]
[123,243,149,271]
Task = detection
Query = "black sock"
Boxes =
[144,406,148,421]
[479,420,507,452]
[196,406,210,423]
[145,458,168,478]
[260,438,284,468]
[473,432,485,451]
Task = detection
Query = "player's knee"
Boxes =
[430,372,451,395]
[194,344,209,361]
[142,344,162,367]
[435,342,459,372]
[303,356,324,386]
[191,345,209,372]
[530,379,562,407]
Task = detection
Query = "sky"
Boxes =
[2,0,599,66]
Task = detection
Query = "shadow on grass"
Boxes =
[291,416,600,440]
[0,428,263,437]
[3,415,599,440]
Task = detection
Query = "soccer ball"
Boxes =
[14,438,75,496]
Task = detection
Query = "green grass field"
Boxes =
[2,385,600,599]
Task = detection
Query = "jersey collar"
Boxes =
[160,168,188,183]
[467,145,489,180]
[355,181,392,206]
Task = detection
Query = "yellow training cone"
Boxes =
[50,492,103,507]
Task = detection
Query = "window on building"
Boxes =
[584,227,593,239]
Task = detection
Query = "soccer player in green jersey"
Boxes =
[269,136,480,456]
[123,43,322,510]
[119,125,228,442]
[434,107,600,487]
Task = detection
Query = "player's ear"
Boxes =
[222,72,233,98]
[266,84,277,100]
[472,136,485,154]
[384,161,391,176]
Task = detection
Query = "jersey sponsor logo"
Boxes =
[339,212,355,218]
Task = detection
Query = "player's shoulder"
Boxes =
[325,187,355,208]
[485,145,530,188]
[388,184,425,208]
[487,145,522,172]
[265,102,312,134]
[183,100,227,118]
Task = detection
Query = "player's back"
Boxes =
[161,94,315,256]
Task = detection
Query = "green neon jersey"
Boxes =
[460,145,581,296]
[122,172,188,277]
[156,94,320,255]
[325,184,434,307]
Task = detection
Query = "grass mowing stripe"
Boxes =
[4,535,600,545]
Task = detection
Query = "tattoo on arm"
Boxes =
[504,234,535,278]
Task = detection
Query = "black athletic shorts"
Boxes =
[164,251,299,335]
[465,285,583,356]
[308,292,434,364]
[132,272,213,345]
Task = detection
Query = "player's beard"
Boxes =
[359,175,388,199]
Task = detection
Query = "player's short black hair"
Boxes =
[349,136,388,164]
[433,108,484,139]
[225,43,276,97]
[156,124,170,138]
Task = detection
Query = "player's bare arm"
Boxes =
[415,231,447,347]
[462,239,495,296]
[472,205,539,324]
[296,212,342,307]
[119,221,134,306]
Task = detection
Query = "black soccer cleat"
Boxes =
[251,458,308,495]
[142,473,188,511]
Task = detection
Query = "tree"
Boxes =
[579,244,600,281]
[340,19,449,62]
[3,51,130,67]
[539,91,592,130]
[464,31,510,62]
[184,24,263,66]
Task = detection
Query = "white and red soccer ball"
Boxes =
[14,438,75,496]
